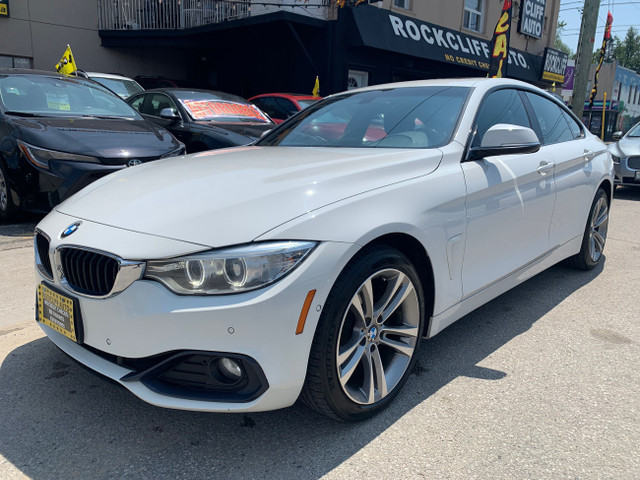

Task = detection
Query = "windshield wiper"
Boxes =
[3,111,44,117]
[81,114,133,120]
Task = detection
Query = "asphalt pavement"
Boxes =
[0,192,638,479]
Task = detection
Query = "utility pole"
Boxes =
[569,0,601,120]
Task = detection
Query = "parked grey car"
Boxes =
[609,122,640,187]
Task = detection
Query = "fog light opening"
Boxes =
[214,357,244,384]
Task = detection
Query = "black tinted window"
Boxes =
[144,93,178,117]
[473,89,532,147]
[253,97,290,119]
[274,98,298,117]
[525,93,574,144]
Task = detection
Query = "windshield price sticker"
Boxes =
[181,100,268,122]
[45,93,71,111]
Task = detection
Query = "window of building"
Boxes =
[0,55,32,69]
[393,0,410,9]
[347,70,369,90]
[463,0,484,33]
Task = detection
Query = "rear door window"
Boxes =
[524,92,574,145]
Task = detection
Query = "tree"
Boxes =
[554,20,574,57]
[612,27,640,72]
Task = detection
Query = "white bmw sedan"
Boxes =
[34,78,613,421]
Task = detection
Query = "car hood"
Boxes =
[10,116,179,159]
[615,137,640,157]
[56,146,443,247]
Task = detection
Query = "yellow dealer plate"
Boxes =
[37,284,79,343]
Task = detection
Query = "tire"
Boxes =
[301,246,425,421]
[0,161,16,222]
[565,188,609,270]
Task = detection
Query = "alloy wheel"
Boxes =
[589,196,609,263]
[336,268,420,405]
[0,168,8,213]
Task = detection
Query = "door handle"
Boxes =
[584,149,594,162]
[537,161,555,175]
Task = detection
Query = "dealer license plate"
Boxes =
[37,284,80,343]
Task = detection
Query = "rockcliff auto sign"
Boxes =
[518,0,546,39]
[351,7,543,83]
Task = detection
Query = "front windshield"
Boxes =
[627,123,640,137]
[173,90,271,124]
[258,86,470,149]
[91,77,144,99]
[0,74,141,119]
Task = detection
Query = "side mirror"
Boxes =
[612,131,623,141]
[468,123,541,160]
[159,107,179,121]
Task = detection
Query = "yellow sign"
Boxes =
[542,71,564,83]
[55,45,78,75]
[0,3,8,17]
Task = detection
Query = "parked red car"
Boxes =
[248,93,321,124]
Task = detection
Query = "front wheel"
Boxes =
[301,246,425,421]
[0,162,16,222]
[565,188,609,270]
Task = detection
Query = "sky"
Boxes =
[557,0,640,55]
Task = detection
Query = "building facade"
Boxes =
[572,61,640,139]
[1,0,562,98]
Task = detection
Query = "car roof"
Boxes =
[249,93,320,100]
[347,77,535,92]
[0,67,71,78]
[85,72,137,81]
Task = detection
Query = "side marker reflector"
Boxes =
[296,290,316,335]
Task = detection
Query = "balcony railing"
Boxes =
[97,0,251,30]
[98,0,332,30]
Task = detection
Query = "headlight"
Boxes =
[145,241,317,295]
[161,143,186,158]
[18,141,99,170]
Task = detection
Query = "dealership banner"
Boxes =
[518,0,546,38]
[488,0,513,78]
[541,48,568,83]
[0,0,9,17]
[350,5,543,83]
[588,11,613,110]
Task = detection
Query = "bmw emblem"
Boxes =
[127,159,142,167]
[61,222,81,238]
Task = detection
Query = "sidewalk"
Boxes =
[0,246,35,330]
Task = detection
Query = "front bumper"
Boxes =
[35,215,355,412]
[19,158,124,212]
[613,158,640,186]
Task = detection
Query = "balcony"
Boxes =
[97,0,332,31]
